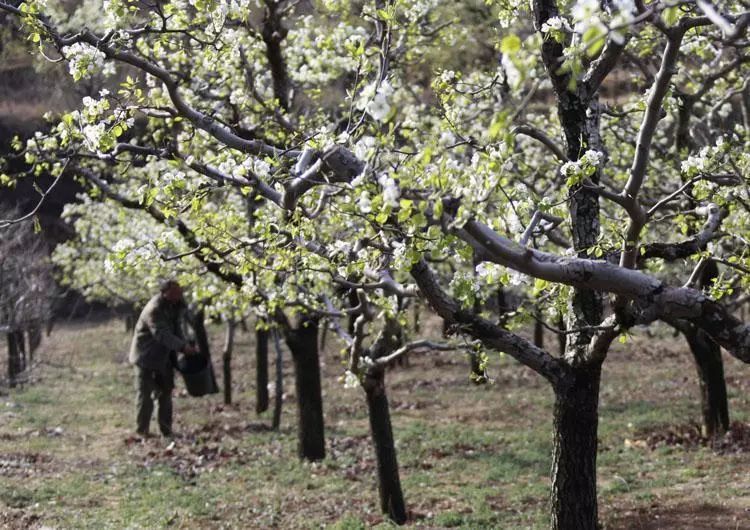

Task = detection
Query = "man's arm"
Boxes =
[145,308,187,353]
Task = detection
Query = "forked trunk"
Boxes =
[364,368,407,525]
[285,316,325,461]
[551,364,601,530]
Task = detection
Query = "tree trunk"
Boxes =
[363,368,407,525]
[271,329,283,430]
[27,326,42,360]
[319,319,328,353]
[534,314,544,348]
[222,321,236,405]
[551,364,601,530]
[7,332,20,388]
[347,289,359,336]
[15,331,26,373]
[556,314,566,357]
[124,311,136,332]
[533,19,604,529]
[688,259,729,438]
[256,327,270,414]
[285,316,325,461]
[188,309,219,393]
[685,326,729,438]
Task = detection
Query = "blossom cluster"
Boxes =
[681,138,728,177]
[62,42,114,81]
[560,150,604,185]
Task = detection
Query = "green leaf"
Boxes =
[663,6,680,27]
[375,210,389,224]
[376,8,392,21]
[488,110,510,141]
[500,34,522,55]
[583,26,605,58]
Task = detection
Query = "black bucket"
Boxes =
[176,354,219,397]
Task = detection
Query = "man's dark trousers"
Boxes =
[135,365,174,436]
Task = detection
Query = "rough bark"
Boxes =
[363,367,407,525]
[256,327,270,414]
[533,4,604,526]
[551,364,602,530]
[285,316,325,461]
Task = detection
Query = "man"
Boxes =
[129,280,197,437]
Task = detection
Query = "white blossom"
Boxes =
[343,370,360,389]
[357,191,372,214]
[82,123,106,151]
[62,42,108,81]
[541,16,572,34]
[378,174,400,207]
[364,81,394,122]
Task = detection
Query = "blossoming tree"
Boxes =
[2,0,750,528]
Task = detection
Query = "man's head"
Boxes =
[159,279,183,303]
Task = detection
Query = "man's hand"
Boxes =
[182,343,199,355]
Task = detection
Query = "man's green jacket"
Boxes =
[129,294,187,372]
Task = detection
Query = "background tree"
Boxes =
[0,210,55,388]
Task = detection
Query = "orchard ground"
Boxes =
[1,317,749,529]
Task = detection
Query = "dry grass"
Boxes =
[0,317,749,529]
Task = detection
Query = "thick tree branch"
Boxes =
[582,35,629,98]
[261,0,292,111]
[410,258,569,386]
[513,125,567,162]
[620,30,684,268]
